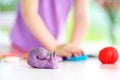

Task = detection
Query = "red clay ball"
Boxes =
[98,46,119,64]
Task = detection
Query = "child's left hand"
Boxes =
[55,43,84,59]
[66,44,84,57]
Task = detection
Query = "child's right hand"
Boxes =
[55,44,83,59]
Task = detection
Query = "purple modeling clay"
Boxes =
[27,47,58,69]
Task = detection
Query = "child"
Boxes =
[10,0,88,60]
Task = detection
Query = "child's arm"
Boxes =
[21,0,58,53]
[70,0,88,47]
[21,0,80,58]
[21,0,85,58]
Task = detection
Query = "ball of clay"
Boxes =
[27,47,58,69]
[98,46,119,64]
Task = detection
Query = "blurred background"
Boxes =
[0,0,120,55]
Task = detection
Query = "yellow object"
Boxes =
[0,56,2,62]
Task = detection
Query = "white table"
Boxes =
[0,58,120,80]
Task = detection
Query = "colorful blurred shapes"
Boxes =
[0,53,28,62]
[0,53,20,63]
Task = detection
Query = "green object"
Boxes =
[65,9,73,43]
[0,56,2,62]
[106,6,116,44]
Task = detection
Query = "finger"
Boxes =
[81,50,84,55]
[78,50,84,55]
[68,48,79,57]
[66,53,72,59]
[74,50,81,57]
[73,52,78,57]
[76,51,81,56]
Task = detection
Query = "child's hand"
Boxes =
[55,44,83,59]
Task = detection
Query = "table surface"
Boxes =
[0,58,120,80]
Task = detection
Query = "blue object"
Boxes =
[63,55,88,61]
